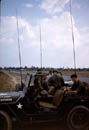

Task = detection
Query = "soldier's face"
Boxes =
[72,77,78,83]
[54,72,57,75]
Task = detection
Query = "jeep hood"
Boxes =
[0,91,24,104]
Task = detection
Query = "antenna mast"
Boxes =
[16,9,23,85]
[70,0,76,74]
[0,0,1,31]
[39,25,43,70]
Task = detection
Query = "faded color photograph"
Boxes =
[0,0,89,130]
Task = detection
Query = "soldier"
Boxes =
[41,73,49,91]
[46,70,53,81]
[65,74,85,95]
[34,75,48,97]
[48,70,64,95]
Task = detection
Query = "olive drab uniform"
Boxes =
[71,80,86,95]
[48,75,64,90]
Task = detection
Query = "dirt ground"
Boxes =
[11,69,89,78]
[13,122,69,130]
[27,70,89,78]
[13,121,89,130]
[62,70,89,78]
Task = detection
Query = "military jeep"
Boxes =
[0,73,89,130]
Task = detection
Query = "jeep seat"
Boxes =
[39,90,64,109]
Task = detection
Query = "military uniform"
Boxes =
[41,80,49,91]
[71,80,85,95]
[48,75,64,90]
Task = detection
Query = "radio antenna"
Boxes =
[0,0,1,31]
[16,9,23,85]
[70,0,76,74]
[39,25,43,70]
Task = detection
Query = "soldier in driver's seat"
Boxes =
[34,76,48,97]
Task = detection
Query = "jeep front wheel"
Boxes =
[0,111,12,130]
[67,106,89,130]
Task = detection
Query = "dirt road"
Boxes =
[13,122,69,130]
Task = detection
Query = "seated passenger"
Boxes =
[46,70,53,81]
[34,76,48,97]
[48,70,65,95]
[65,74,86,95]
[41,73,49,91]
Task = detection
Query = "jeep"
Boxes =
[0,73,89,130]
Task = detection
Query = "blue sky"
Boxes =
[0,0,89,68]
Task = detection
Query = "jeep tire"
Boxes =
[0,111,12,130]
[67,105,89,130]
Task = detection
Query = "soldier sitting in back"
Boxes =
[48,70,64,95]
[65,74,86,95]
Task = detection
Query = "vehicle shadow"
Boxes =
[13,122,69,130]
[13,121,89,130]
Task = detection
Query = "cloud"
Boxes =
[73,3,81,10]
[36,12,81,53]
[0,12,89,68]
[1,16,36,46]
[24,3,33,8]
[40,0,69,14]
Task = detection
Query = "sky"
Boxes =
[0,0,89,68]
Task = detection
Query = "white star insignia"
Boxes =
[17,103,23,109]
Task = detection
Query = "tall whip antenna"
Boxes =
[70,0,76,74]
[0,0,1,32]
[39,25,43,70]
[16,9,23,85]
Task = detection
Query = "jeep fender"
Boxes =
[0,110,12,130]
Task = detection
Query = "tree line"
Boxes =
[0,66,89,71]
